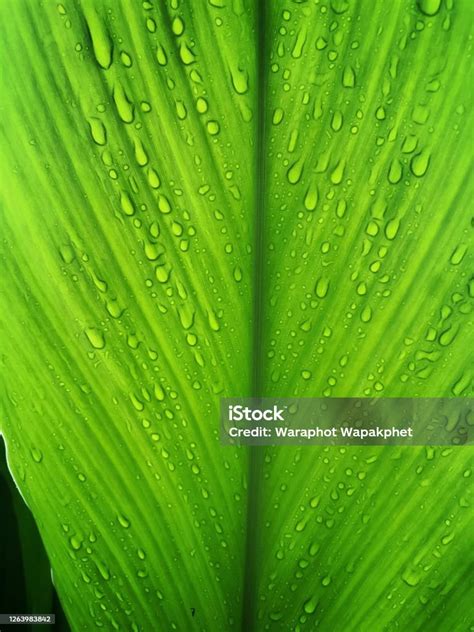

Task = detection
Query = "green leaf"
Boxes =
[0,1,472,631]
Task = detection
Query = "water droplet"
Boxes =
[186,333,197,346]
[402,135,418,153]
[59,244,75,264]
[450,244,467,265]
[70,534,82,550]
[94,559,110,581]
[375,106,386,121]
[179,42,195,65]
[272,108,284,125]
[331,110,343,131]
[158,194,171,214]
[178,304,195,330]
[316,36,328,51]
[303,596,318,614]
[304,183,318,211]
[287,158,304,184]
[86,11,113,70]
[144,241,162,261]
[412,104,429,125]
[388,158,403,184]
[206,120,220,135]
[439,325,458,347]
[385,218,400,240]
[417,0,441,16]
[330,159,345,185]
[175,100,187,120]
[410,150,431,177]
[117,513,131,529]
[88,117,107,146]
[113,83,134,123]
[146,17,157,32]
[427,78,441,92]
[85,327,105,349]
[342,65,356,88]
[402,568,420,587]
[292,27,307,58]
[336,199,347,218]
[315,277,330,298]
[120,191,135,216]
[106,299,124,319]
[30,447,43,463]
[147,167,161,189]
[172,16,184,35]
[171,221,183,236]
[331,0,349,13]
[230,66,249,94]
[134,138,149,166]
[196,97,208,114]
[155,265,171,283]
[156,45,168,66]
[154,383,165,401]
[120,50,133,67]
[207,309,220,331]
[361,306,372,322]
[269,612,283,622]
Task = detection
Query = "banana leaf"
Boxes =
[0,1,472,631]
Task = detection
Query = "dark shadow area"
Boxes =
[0,437,70,632]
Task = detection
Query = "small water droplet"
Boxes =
[303,183,318,211]
[206,120,220,135]
[385,218,400,240]
[449,244,467,265]
[315,277,330,298]
[272,108,284,125]
[230,66,249,94]
[146,17,157,32]
[342,65,356,88]
[120,50,133,67]
[172,16,185,35]
[287,158,304,184]
[30,447,43,463]
[158,194,171,214]
[85,327,105,349]
[120,191,135,216]
[303,596,318,614]
[117,514,131,529]
[417,0,441,16]
[410,149,431,177]
[88,117,107,146]
[156,45,168,66]
[113,83,134,123]
[331,110,343,131]
[86,11,113,70]
[388,158,403,184]
[179,42,195,65]
[330,159,345,185]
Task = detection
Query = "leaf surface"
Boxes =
[0,1,472,631]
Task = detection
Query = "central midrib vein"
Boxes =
[242,1,267,630]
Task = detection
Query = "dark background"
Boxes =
[0,438,70,632]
